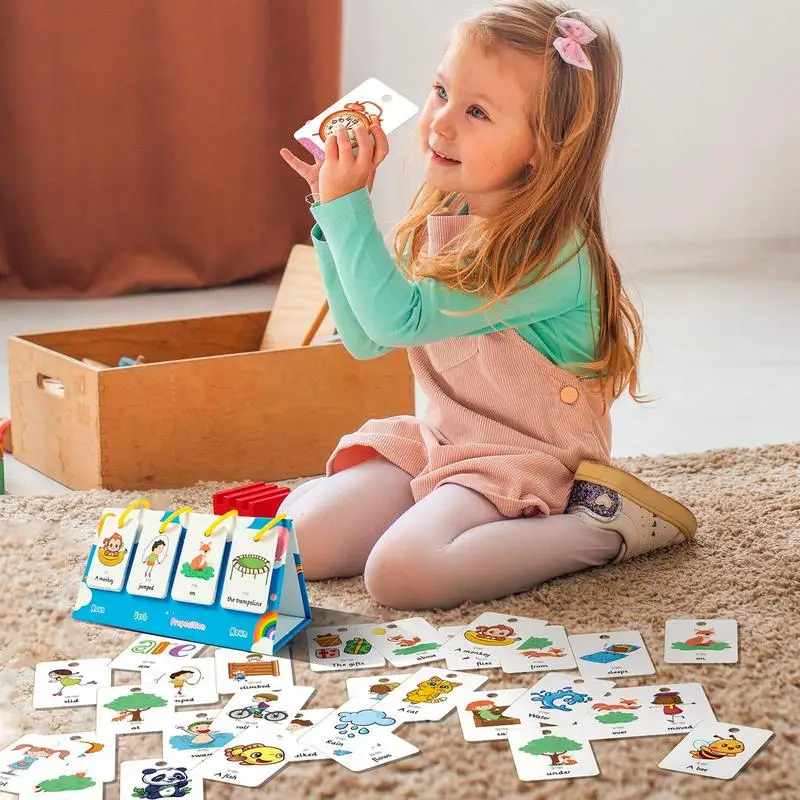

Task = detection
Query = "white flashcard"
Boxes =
[218,685,316,734]
[438,626,464,639]
[110,634,205,674]
[19,761,105,800]
[378,666,488,722]
[503,672,615,726]
[440,612,550,670]
[296,697,404,751]
[85,506,143,592]
[569,630,655,679]
[286,708,336,762]
[163,710,237,766]
[125,509,187,599]
[575,682,716,740]
[346,674,407,702]
[33,658,112,709]
[190,730,296,788]
[169,512,233,606]
[508,724,600,781]
[213,647,294,693]
[218,519,280,614]
[658,721,773,780]
[0,734,76,796]
[54,731,117,782]
[120,759,204,800]
[664,619,739,664]
[456,688,528,742]
[140,656,218,707]
[95,685,175,735]
[306,625,385,672]
[500,626,577,674]
[355,617,448,667]
[311,730,419,773]
[293,77,419,161]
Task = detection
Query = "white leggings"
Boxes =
[278,455,623,611]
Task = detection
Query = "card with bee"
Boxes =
[658,721,773,780]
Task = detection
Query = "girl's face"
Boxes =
[419,34,540,216]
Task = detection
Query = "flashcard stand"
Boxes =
[72,504,312,654]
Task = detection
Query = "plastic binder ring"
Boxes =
[97,512,116,538]
[253,514,287,542]
[204,509,238,538]
[118,498,150,529]
[159,506,192,534]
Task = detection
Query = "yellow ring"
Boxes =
[204,509,238,538]
[97,512,116,538]
[159,506,192,534]
[118,498,150,529]
[253,513,287,542]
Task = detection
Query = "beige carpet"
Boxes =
[1,443,798,800]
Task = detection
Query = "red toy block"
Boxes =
[242,487,291,518]
[212,482,292,517]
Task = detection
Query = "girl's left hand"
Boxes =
[319,123,389,204]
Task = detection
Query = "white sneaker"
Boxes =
[566,462,697,563]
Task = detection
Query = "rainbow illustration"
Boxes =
[254,610,278,643]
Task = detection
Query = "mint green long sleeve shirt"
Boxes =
[309,188,599,368]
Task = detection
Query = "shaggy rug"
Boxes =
[1,443,798,800]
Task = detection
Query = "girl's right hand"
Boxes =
[279,147,322,198]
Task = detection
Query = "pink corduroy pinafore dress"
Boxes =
[325,211,612,518]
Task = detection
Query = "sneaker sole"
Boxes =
[574,462,698,539]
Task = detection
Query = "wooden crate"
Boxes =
[8,311,414,490]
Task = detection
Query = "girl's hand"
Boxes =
[318,123,389,203]
[279,146,322,198]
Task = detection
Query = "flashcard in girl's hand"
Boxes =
[456,688,528,742]
[0,734,76,796]
[500,626,577,674]
[378,666,488,722]
[110,634,205,673]
[346,673,408,702]
[356,617,448,667]
[575,682,716,740]
[305,625,385,671]
[190,729,296,788]
[120,759,204,800]
[293,77,419,160]
[95,685,175,735]
[658,721,773,780]
[503,672,615,727]
[664,618,739,664]
[569,630,655,678]
[85,506,142,592]
[507,724,600,781]
[33,658,112,709]
[125,508,186,599]
[285,708,336,762]
[163,709,236,766]
[441,612,550,670]
[214,647,294,693]
[140,656,218,707]
[218,685,316,734]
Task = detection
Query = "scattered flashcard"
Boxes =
[500,626,577,674]
[438,625,464,639]
[503,672,615,726]
[346,674,407,702]
[0,734,79,796]
[658,721,773,780]
[140,656,219,707]
[293,77,419,161]
[33,658,112,709]
[190,730,296,788]
[440,612,549,670]
[85,507,142,592]
[311,730,419,773]
[125,509,186,599]
[357,617,448,667]
[456,688,527,742]
[120,759,204,800]
[575,682,716,740]
[285,709,336,762]
[95,685,175,735]
[378,666,488,722]
[163,710,236,766]
[19,761,105,800]
[214,647,294,693]
[306,625,385,672]
[569,630,655,679]
[110,634,205,673]
[53,731,117,782]
[218,685,316,734]
[507,724,600,781]
[664,619,739,664]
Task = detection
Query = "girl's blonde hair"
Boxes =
[393,0,643,402]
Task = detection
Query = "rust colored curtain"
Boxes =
[0,0,341,297]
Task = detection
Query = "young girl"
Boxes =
[279,0,696,610]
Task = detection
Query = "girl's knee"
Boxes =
[364,544,450,610]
